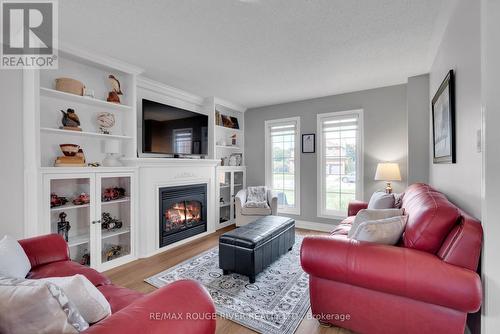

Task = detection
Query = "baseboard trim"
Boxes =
[295,220,335,232]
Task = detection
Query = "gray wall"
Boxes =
[407,74,430,184]
[245,84,408,224]
[0,71,25,238]
[429,0,481,219]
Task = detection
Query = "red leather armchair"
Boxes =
[300,183,483,334]
[18,234,216,334]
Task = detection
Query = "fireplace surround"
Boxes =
[159,184,207,247]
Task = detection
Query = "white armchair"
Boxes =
[235,187,278,226]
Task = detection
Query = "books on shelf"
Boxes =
[54,156,86,167]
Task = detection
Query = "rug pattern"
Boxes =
[145,235,309,334]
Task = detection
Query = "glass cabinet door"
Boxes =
[219,172,231,224]
[97,174,132,265]
[49,176,93,267]
[233,171,245,219]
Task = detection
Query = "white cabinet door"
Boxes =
[44,173,96,267]
[95,172,135,271]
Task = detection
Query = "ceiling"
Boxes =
[59,0,454,109]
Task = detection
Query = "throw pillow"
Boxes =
[0,235,31,279]
[348,209,403,238]
[246,186,267,203]
[0,276,89,334]
[39,274,111,324]
[394,192,405,209]
[367,191,395,209]
[350,215,408,245]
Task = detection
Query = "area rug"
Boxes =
[145,235,309,334]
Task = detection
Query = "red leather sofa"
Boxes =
[300,183,482,334]
[18,234,216,334]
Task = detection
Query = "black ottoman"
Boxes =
[219,216,295,283]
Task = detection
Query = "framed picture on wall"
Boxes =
[432,70,456,164]
[302,134,315,153]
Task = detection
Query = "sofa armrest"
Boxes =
[18,234,69,268]
[267,189,278,215]
[235,189,246,211]
[300,236,482,313]
[85,280,216,334]
[347,200,368,216]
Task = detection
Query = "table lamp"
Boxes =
[102,139,123,167]
[374,162,401,194]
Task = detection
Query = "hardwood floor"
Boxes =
[104,226,352,334]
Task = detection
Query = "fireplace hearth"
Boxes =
[159,184,207,247]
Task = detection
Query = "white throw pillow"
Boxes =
[350,216,408,245]
[367,191,395,209]
[349,209,403,238]
[39,274,111,324]
[0,276,89,333]
[246,186,267,203]
[0,235,31,279]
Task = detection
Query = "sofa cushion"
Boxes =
[27,261,111,287]
[240,205,272,216]
[0,235,31,279]
[402,183,460,253]
[97,284,144,313]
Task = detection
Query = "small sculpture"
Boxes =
[96,112,115,134]
[57,212,71,242]
[102,187,126,201]
[80,251,90,266]
[107,75,123,104]
[101,212,123,230]
[72,193,90,205]
[60,108,81,131]
[51,193,68,208]
[105,245,122,261]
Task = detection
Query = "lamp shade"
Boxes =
[374,163,401,181]
[103,139,121,154]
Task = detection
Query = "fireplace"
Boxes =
[159,184,207,247]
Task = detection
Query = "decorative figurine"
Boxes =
[55,144,86,167]
[80,250,90,266]
[107,74,123,104]
[101,212,123,230]
[60,108,81,131]
[102,187,126,202]
[50,193,68,208]
[105,245,122,261]
[72,192,90,205]
[96,112,115,134]
[57,212,71,242]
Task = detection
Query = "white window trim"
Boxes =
[317,109,364,219]
[265,117,301,215]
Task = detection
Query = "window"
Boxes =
[173,128,192,154]
[265,117,300,215]
[317,110,363,218]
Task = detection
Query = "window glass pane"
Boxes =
[320,113,360,215]
[267,119,298,213]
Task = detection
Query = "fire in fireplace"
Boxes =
[159,184,207,247]
[164,201,202,232]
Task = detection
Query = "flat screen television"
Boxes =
[141,99,209,156]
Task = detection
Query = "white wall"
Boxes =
[481,0,500,332]
[407,74,430,184]
[428,0,482,218]
[0,71,25,238]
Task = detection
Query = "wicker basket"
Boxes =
[55,78,84,96]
